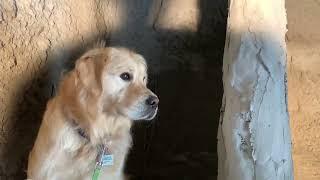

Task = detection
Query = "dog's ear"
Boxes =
[75,55,103,96]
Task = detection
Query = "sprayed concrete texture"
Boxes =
[217,0,293,179]
[0,0,227,179]
[286,0,320,179]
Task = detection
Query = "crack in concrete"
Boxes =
[256,48,274,81]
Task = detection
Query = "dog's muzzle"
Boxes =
[144,95,159,120]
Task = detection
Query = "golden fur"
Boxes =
[27,47,158,180]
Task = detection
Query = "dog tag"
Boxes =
[91,145,113,180]
[101,154,114,166]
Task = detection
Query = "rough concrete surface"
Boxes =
[218,0,293,179]
[0,0,227,179]
[286,0,320,179]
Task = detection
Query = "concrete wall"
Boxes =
[286,0,320,179]
[218,0,293,179]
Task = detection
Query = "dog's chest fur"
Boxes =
[40,123,131,180]
[28,101,132,180]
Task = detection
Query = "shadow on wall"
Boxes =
[1,0,227,179]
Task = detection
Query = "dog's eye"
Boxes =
[120,72,132,81]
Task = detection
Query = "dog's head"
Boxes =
[72,47,158,121]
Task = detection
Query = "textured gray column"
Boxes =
[217,0,294,179]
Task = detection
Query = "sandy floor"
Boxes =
[286,0,320,179]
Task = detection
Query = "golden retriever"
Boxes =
[27,47,159,180]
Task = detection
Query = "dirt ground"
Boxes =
[286,0,320,179]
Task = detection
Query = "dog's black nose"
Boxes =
[146,95,159,108]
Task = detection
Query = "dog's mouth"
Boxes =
[132,107,158,121]
[124,103,159,121]
[144,107,158,120]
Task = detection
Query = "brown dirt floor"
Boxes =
[287,0,320,179]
